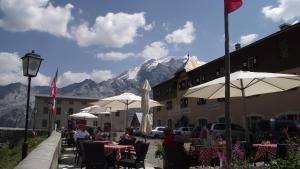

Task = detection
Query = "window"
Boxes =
[248,57,257,70]
[279,39,288,58]
[157,120,161,126]
[44,98,49,103]
[246,116,262,131]
[68,108,73,115]
[218,117,225,123]
[166,101,173,110]
[56,107,61,115]
[105,114,110,117]
[198,119,208,127]
[156,106,161,112]
[115,111,120,117]
[217,98,225,102]
[42,119,47,128]
[278,113,300,121]
[43,107,48,114]
[167,119,172,128]
[57,99,61,104]
[81,101,87,105]
[93,121,98,127]
[179,80,187,90]
[69,100,74,104]
[197,98,207,105]
[214,124,225,130]
[180,98,188,108]
[195,77,201,84]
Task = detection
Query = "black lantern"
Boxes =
[21,50,43,77]
[21,50,43,159]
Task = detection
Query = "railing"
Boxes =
[14,131,61,169]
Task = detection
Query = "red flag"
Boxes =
[225,0,243,13]
[50,69,58,113]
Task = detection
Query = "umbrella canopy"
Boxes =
[69,111,98,119]
[81,105,120,114]
[140,80,153,136]
[91,92,162,129]
[184,70,300,140]
[184,70,300,99]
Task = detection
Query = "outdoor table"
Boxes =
[197,147,220,166]
[104,145,135,160]
[253,144,277,161]
[93,140,112,145]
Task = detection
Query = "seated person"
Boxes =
[119,127,136,145]
[73,124,91,141]
[163,127,198,168]
[94,127,104,140]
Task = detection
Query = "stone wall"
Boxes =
[14,131,61,169]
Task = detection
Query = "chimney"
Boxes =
[279,23,291,30]
[235,43,241,50]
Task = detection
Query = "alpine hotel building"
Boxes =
[152,23,300,131]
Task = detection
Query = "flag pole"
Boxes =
[224,5,233,165]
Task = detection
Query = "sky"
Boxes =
[0,0,300,87]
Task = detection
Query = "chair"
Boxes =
[276,144,288,159]
[74,138,90,167]
[119,137,136,145]
[117,142,150,169]
[163,143,199,169]
[83,142,106,169]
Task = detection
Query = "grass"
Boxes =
[0,133,47,169]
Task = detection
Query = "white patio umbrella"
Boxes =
[69,111,98,119]
[140,80,153,141]
[184,70,300,139]
[92,92,162,130]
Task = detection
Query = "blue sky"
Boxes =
[0,0,299,87]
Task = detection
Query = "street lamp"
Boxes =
[21,50,43,159]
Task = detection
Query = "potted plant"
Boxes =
[154,144,167,169]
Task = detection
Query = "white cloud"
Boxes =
[162,23,170,31]
[262,0,300,22]
[71,12,146,48]
[140,41,169,60]
[239,34,259,46]
[165,21,195,44]
[144,22,155,31]
[96,52,135,61]
[57,70,113,87]
[0,52,50,86]
[0,0,73,37]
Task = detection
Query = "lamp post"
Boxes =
[21,50,43,159]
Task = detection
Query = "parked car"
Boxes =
[173,127,193,137]
[206,123,246,141]
[253,119,300,143]
[149,126,166,138]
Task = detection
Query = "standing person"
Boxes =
[73,124,90,141]
[200,126,214,148]
[278,126,290,144]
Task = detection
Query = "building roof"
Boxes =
[35,94,99,100]
[153,22,300,89]
[176,55,206,73]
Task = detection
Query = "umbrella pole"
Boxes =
[240,80,249,142]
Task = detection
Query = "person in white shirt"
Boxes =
[73,124,90,141]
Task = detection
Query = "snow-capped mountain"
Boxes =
[0,57,203,127]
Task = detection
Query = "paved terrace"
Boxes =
[59,137,162,169]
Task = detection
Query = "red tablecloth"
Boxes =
[94,140,112,145]
[253,144,277,160]
[104,145,134,160]
[197,147,219,166]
